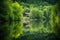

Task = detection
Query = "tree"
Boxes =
[12,2,23,21]
[29,8,41,19]
[0,0,23,40]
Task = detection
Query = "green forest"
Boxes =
[0,0,60,40]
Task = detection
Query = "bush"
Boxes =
[12,2,23,21]
[29,8,41,19]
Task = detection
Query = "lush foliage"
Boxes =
[0,0,23,40]
[0,0,60,40]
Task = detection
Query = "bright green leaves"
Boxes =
[12,2,23,20]
[9,21,23,38]
[51,4,60,36]
[0,0,23,40]
[9,2,23,38]
[27,5,53,33]
[29,8,41,19]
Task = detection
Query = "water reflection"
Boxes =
[0,15,60,40]
[0,21,23,40]
[0,8,60,40]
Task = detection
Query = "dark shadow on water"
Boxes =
[0,20,22,40]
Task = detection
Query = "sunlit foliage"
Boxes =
[0,0,23,40]
[0,0,60,40]
[12,2,23,20]
[29,8,41,19]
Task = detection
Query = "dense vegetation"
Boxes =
[0,0,60,40]
[0,0,23,40]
